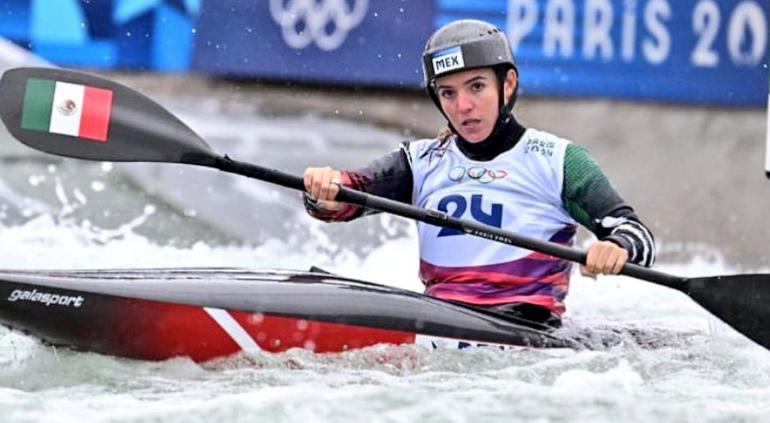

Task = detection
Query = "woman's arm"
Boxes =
[303,145,414,222]
[562,143,656,268]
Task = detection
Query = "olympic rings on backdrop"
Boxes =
[269,0,369,51]
[448,166,508,184]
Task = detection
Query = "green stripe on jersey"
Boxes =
[21,78,55,131]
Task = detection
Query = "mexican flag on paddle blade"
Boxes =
[21,78,113,142]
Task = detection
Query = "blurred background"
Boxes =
[0,0,767,270]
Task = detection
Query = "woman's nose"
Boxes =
[456,90,474,112]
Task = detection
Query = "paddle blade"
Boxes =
[688,274,770,349]
[0,67,216,165]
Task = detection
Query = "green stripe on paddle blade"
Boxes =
[20,77,55,132]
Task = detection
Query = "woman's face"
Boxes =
[435,67,516,143]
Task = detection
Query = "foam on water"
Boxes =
[1,215,770,423]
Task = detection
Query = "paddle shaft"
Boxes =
[214,156,684,290]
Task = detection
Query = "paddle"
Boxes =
[1,67,768,350]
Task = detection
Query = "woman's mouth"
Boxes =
[458,118,489,142]
[462,118,482,129]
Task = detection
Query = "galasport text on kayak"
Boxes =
[7,289,85,307]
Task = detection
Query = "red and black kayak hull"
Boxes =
[0,268,579,361]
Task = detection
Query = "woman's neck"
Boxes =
[455,116,526,161]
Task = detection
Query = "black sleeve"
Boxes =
[346,145,414,205]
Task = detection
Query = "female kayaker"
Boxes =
[302,19,655,329]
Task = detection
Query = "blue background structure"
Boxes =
[0,0,200,70]
[0,0,767,106]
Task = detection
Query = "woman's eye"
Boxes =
[471,82,485,91]
[439,90,455,99]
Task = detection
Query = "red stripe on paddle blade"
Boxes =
[79,86,112,142]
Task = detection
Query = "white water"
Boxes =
[1,214,770,423]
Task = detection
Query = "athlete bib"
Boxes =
[406,129,577,314]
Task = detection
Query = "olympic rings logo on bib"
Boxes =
[448,166,508,184]
[269,0,369,51]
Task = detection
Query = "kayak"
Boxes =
[0,267,580,362]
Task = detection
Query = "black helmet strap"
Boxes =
[494,65,518,124]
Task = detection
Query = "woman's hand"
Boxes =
[580,240,629,279]
[303,166,343,210]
